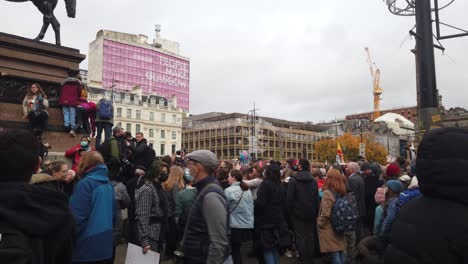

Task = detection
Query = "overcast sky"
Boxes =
[2,0,467,123]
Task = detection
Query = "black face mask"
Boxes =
[160,173,168,182]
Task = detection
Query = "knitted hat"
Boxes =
[386,180,404,193]
[386,163,401,179]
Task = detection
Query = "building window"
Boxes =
[172,144,176,154]
[149,129,154,138]
[160,144,165,156]
[161,113,166,123]
[126,123,131,133]
[127,109,132,118]
[172,115,177,123]
[161,130,165,139]
[117,122,122,128]
[117,107,122,118]
[136,124,141,133]
[150,112,154,121]
[149,143,153,149]
[136,110,141,120]
[172,131,176,140]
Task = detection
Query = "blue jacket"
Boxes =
[225,182,254,229]
[70,164,116,262]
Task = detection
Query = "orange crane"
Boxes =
[364,47,384,120]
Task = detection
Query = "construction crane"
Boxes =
[364,47,384,120]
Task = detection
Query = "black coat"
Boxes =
[0,182,75,264]
[385,127,468,263]
[363,173,382,229]
[347,172,367,218]
[286,171,319,221]
[254,179,286,229]
[132,139,155,170]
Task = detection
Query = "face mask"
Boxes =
[160,173,168,182]
[184,168,194,183]
[80,141,89,148]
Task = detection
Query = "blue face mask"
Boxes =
[184,168,194,183]
[80,141,89,148]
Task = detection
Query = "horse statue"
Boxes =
[4,0,76,46]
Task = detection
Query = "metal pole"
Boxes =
[414,0,441,139]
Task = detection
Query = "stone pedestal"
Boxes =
[0,32,87,152]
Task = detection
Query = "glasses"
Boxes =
[219,166,227,169]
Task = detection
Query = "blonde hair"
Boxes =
[76,151,104,177]
[163,166,185,191]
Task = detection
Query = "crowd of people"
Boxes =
[1,125,468,264]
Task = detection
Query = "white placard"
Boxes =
[125,243,160,264]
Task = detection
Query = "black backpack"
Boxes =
[0,222,44,264]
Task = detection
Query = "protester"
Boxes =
[182,150,231,264]
[130,132,155,170]
[225,169,254,264]
[175,167,197,241]
[344,162,366,263]
[242,163,264,200]
[135,159,169,255]
[317,169,347,264]
[95,98,114,147]
[31,160,68,192]
[70,151,116,264]
[379,180,404,239]
[107,157,130,253]
[361,162,382,235]
[0,129,75,264]
[217,160,232,190]
[162,165,185,258]
[286,158,320,263]
[385,127,468,263]
[65,136,94,172]
[395,176,421,213]
[398,175,411,190]
[59,75,82,137]
[125,165,147,245]
[255,164,290,264]
[22,83,49,136]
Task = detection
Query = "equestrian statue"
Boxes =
[4,0,76,46]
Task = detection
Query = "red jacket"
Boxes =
[65,144,95,172]
[59,78,82,107]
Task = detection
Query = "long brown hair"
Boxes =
[323,169,347,195]
[76,151,104,177]
[26,83,47,99]
[162,166,185,191]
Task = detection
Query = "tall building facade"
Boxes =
[87,85,183,156]
[88,30,190,111]
[182,113,330,161]
[346,106,417,123]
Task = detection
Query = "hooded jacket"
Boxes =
[59,77,82,107]
[70,164,116,262]
[0,182,75,264]
[286,170,319,220]
[30,173,63,192]
[385,128,468,263]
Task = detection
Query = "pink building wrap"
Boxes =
[102,40,190,111]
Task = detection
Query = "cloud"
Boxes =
[1,0,467,122]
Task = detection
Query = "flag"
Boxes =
[336,143,344,164]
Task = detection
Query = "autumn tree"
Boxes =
[315,133,387,164]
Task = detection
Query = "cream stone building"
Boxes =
[87,85,183,156]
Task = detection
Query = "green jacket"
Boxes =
[109,137,120,161]
[175,187,197,223]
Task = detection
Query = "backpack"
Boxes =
[331,192,358,233]
[0,222,44,264]
[97,99,113,120]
